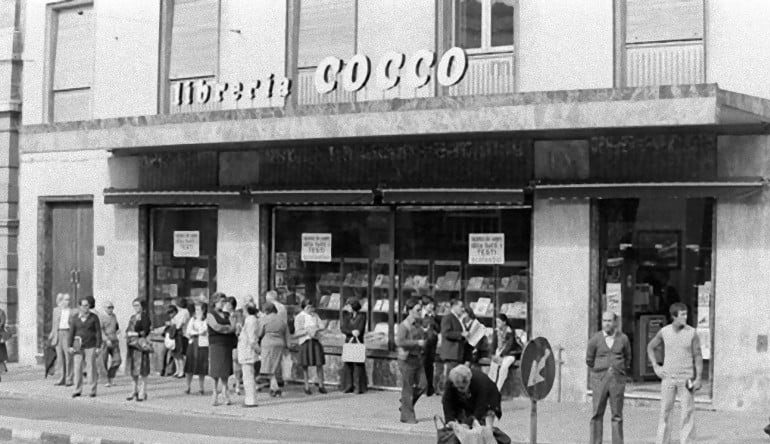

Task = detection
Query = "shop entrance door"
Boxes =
[47,202,93,325]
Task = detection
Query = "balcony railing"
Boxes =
[625,40,704,87]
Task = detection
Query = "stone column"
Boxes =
[0,0,22,362]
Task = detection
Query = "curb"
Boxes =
[0,427,133,444]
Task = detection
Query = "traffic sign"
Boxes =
[520,337,556,401]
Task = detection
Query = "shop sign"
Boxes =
[468,233,505,265]
[172,74,292,107]
[173,231,200,258]
[301,233,332,262]
[315,47,468,94]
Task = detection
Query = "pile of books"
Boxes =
[318,273,344,287]
[403,275,430,290]
[373,274,399,288]
[364,323,389,349]
[190,267,209,282]
[500,302,527,319]
[435,271,461,291]
[372,299,399,313]
[343,271,368,287]
[318,293,341,309]
[470,297,494,317]
[499,275,529,292]
[467,277,495,291]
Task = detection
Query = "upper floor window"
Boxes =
[297,0,356,69]
[454,0,514,51]
[50,4,94,122]
[626,0,703,44]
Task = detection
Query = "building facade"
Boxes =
[14,0,770,411]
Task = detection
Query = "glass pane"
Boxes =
[150,208,218,328]
[369,260,391,349]
[170,0,219,80]
[490,0,514,47]
[298,0,356,67]
[399,260,431,323]
[455,0,482,49]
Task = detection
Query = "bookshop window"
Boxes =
[150,208,218,327]
[598,198,713,388]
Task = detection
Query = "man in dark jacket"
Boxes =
[439,299,467,391]
[421,296,440,396]
[442,364,502,427]
[69,296,102,398]
[586,311,632,444]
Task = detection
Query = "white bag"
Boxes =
[341,337,366,363]
[164,332,175,350]
[454,420,496,444]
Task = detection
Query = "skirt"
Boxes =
[184,340,208,376]
[259,345,284,375]
[208,343,233,380]
[172,335,188,359]
[0,343,7,373]
[298,339,325,367]
[126,348,151,378]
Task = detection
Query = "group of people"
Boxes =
[587,303,703,444]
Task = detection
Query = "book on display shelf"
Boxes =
[473,297,492,316]
[328,293,341,309]
[319,295,331,308]
[374,299,384,311]
[466,319,486,347]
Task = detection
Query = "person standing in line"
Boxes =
[265,290,288,388]
[125,298,152,402]
[50,293,74,386]
[648,302,703,444]
[184,300,209,395]
[225,297,244,395]
[340,299,367,394]
[396,297,426,424]
[487,314,520,392]
[237,302,260,407]
[0,306,8,382]
[69,296,102,398]
[293,299,327,395]
[421,296,440,397]
[586,311,632,444]
[170,297,190,378]
[100,301,121,387]
[257,301,291,398]
[207,292,236,406]
[439,299,468,391]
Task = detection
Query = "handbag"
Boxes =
[435,416,461,444]
[164,332,176,350]
[341,337,366,363]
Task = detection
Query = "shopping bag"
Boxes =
[434,416,460,444]
[164,332,175,350]
[341,337,366,363]
[454,420,495,444]
[280,350,293,380]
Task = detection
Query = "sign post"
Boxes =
[520,337,556,444]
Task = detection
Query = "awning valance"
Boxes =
[382,188,527,205]
[534,179,765,200]
[247,189,373,205]
[103,189,248,206]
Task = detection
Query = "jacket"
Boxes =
[257,313,290,349]
[395,317,425,360]
[49,307,74,346]
[492,327,519,358]
[341,311,366,343]
[586,330,632,376]
[439,313,466,362]
[237,314,260,365]
[442,367,502,426]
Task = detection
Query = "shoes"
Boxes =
[243,403,258,408]
[400,418,418,424]
[89,393,96,398]
[54,381,65,386]
[104,382,112,388]
[185,388,191,395]
[343,387,355,394]
[199,390,205,396]
[65,383,73,387]
[71,393,81,398]
[318,386,327,394]
[426,387,435,397]
[126,393,137,401]
[303,387,312,395]
[357,390,366,395]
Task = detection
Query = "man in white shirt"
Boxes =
[49,293,74,386]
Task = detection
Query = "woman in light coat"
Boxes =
[258,302,291,397]
[237,302,260,407]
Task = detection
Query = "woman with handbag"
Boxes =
[0,307,8,382]
[293,299,327,395]
[206,292,236,406]
[340,299,367,394]
[257,301,290,398]
[184,300,209,395]
[237,302,260,407]
[170,297,190,378]
[125,298,152,402]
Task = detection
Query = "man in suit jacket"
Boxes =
[50,293,74,386]
[586,311,632,444]
[439,299,468,391]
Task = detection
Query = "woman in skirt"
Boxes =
[0,307,8,382]
[170,297,190,378]
[184,300,209,395]
[206,292,236,406]
[125,298,152,401]
[257,302,290,397]
[293,299,326,395]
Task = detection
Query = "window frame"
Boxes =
[43,0,95,123]
[452,0,514,55]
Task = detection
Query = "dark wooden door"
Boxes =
[50,203,93,306]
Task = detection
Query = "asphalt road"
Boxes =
[0,392,431,444]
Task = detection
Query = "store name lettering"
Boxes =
[172,74,292,107]
[315,47,468,94]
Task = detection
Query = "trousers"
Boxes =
[656,378,696,444]
[590,370,626,444]
[488,355,516,392]
[242,362,257,406]
[102,342,121,380]
[73,347,98,396]
[55,329,73,385]
[399,357,425,422]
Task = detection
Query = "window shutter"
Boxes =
[169,0,219,80]
[53,6,94,91]
[298,0,356,68]
[626,0,703,44]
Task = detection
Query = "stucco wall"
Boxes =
[518,0,614,92]
[216,207,260,309]
[706,1,770,100]
[18,151,138,364]
[532,198,591,402]
[712,135,770,410]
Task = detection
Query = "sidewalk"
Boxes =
[1,364,767,443]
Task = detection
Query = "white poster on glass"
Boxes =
[468,233,505,265]
[173,231,199,257]
[301,233,332,262]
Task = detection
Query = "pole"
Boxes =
[530,399,537,444]
[556,345,564,402]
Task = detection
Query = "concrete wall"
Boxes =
[531,198,591,402]
[712,135,770,410]
[21,0,57,125]
[216,206,260,308]
[18,151,139,364]
[518,0,614,92]
[706,1,770,100]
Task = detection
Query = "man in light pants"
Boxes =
[647,302,703,444]
[69,296,102,398]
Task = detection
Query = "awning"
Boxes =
[247,189,373,205]
[534,179,765,200]
[382,188,527,205]
[103,188,248,206]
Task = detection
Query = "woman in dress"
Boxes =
[293,299,326,395]
[237,302,260,407]
[125,298,152,401]
[340,299,367,394]
[0,306,8,382]
[257,301,291,397]
[206,292,236,406]
[170,297,190,378]
[184,300,209,395]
